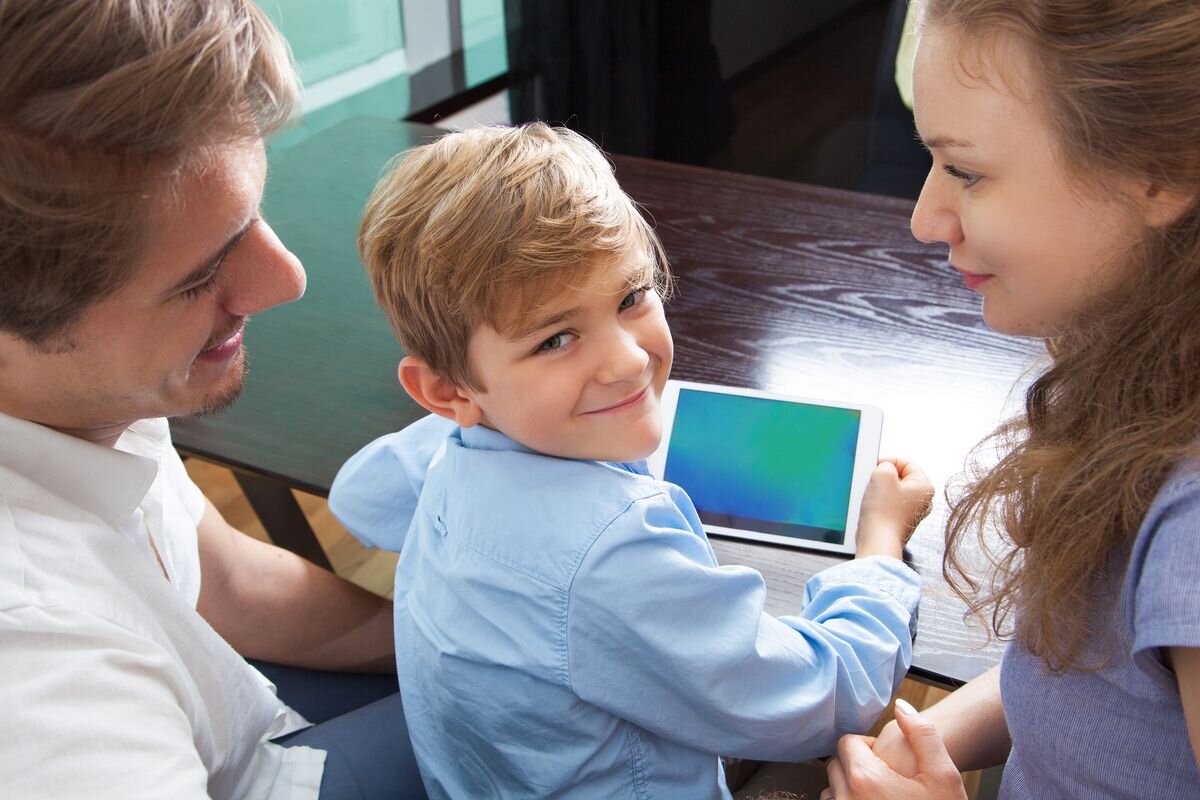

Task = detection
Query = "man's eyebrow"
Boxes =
[162,218,255,297]
[921,135,975,150]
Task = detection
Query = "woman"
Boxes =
[825,1,1200,797]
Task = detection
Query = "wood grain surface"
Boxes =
[614,156,1040,685]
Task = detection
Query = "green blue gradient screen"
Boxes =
[663,389,861,544]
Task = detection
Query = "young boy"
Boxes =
[330,124,931,799]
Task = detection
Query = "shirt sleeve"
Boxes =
[565,490,920,761]
[0,605,214,799]
[329,414,457,551]
[1131,473,1200,682]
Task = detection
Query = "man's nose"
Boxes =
[220,220,306,317]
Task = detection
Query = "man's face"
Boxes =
[461,248,673,463]
[0,138,306,443]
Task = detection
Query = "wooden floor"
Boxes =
[186,458,983,796]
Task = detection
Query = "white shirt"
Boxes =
[0,412,324,799]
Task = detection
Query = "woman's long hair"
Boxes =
[920,0,1200,671]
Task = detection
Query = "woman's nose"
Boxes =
[910,170,963,246]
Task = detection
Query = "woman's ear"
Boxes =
[1141,182,1196,228]
[397,356,484,427]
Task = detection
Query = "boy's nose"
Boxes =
[596,330,650,384]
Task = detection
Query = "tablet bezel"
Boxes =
[646,380,882,556]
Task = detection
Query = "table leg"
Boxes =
[234,471,333,571]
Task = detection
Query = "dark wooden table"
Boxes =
[172,117,1041,688]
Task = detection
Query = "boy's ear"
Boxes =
[397,355,484,427]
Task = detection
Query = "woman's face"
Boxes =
[910,26,1148,338]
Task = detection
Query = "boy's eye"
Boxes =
[943,163,981,187]
[535,331,575,353]
[619,287,649,311]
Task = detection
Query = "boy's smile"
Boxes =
[461,248,673,463]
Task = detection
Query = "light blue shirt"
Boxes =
[331,415,921,799]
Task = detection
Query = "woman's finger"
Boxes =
[892,699,966,789]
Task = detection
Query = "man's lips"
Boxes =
[197,325,244,361]
[585,386,649,415]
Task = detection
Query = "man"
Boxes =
[0,2,423,797]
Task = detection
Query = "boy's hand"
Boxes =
[871,718,919,777]
[854,457,933,560]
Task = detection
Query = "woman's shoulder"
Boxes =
[1125,457,1200,656]
[1136,459,1200,544]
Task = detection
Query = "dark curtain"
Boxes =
[857,0,928,198]
[504,0,735,164]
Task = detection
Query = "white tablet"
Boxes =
[647,380,883,555]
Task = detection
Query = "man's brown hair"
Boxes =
[0,0,299,344]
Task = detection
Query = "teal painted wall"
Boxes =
[261,0,505,151]
[260,0,404,83]
[461,0,507,86]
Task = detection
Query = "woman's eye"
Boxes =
[943,164,981,187]
[619,287,648,311]
[536,332,575,353]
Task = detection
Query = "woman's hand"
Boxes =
[821,699,967,800]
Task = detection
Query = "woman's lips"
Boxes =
[953,266,993,290]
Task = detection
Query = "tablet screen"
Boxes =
[662,388,862,545]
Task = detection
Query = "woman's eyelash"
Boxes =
[943,164,981,186]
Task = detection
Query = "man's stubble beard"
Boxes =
[181,348,249,420]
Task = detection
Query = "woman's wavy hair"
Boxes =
[0,0,298,344]
[920,0,1200,671]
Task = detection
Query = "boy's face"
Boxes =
[463,248,673,462]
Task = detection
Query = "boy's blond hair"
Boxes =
[358,123,670,391]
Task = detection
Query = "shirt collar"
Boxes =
[0,411,162,528]
[456,422,648,475]
[458,423,536,454]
